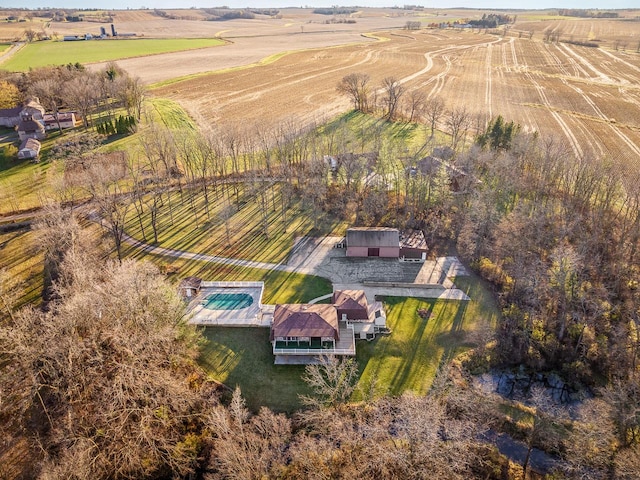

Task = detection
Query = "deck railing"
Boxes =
[273,347,355,355]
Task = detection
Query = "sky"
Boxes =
[2,1,639,10]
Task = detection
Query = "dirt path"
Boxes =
[0,42,24,65]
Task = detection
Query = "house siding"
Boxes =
[379,247,400,257]
[400,247,426,259]
[346,246,369,257]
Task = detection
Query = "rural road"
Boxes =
[0,42,25,65]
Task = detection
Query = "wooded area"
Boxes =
[1,26,640,477]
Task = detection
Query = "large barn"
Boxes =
[345,227,428,260]
[346,227,400,258]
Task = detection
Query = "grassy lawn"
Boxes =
[0,229,44,309]
[354,275,499,400]
[122,248,332,305]
[0,43,10,54]
[120,250,331,413]
[0,98,194,215]
[124,183,346,264]
[0,130,61,215]
[1,38,224,71]
[199,327,313,413]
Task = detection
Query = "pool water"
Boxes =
[202,293,253,310]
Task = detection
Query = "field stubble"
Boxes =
[152,28,640,179]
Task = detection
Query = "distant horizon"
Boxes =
[2,2,639,12]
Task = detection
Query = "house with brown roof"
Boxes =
[17,99,46,141]
[270,303,355,364]
[270,290,387,364]
[333,290,387,340]
[44,112,77,131]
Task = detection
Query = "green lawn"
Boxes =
[354,275,499,400]
[199,327,313,413]
[121,249,333,305]
[0,43,10,54]
[124,183,347,264]
[0,130,61,215]
[0,229,44,309]
[192,271,499,413]
[0,97,193,215]
[1,38,224,71]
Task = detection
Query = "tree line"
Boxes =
[0,61,145,130]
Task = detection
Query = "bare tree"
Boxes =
[207,387,291,480]
[381,76,404,121]
[446,106,471,151]
[521,387,565,480]
[300,355,359,408]
[30,78,64,132]
[116,75,145,120]
[63,73,99,128]
[424,96,445,137]
[405,89,426,123]
[336,73,371,112]
[218,201,235,246]
[0,255,209,479]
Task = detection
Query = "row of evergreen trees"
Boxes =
[95,115,137,136]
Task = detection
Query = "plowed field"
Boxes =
[154,28,640,176]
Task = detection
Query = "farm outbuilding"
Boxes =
[399,230,428,260]
[0,106,21,128]
[179,276,202,298]
[346,227,400,257]
[17,138,41,160]
[44,112,77,131]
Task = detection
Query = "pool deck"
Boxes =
[188,281,269,327]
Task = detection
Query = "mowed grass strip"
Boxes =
[0,229,44,309]
[0,131,61,215]
[1,38,224,71]
[120,250,333,305]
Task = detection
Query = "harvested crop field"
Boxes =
[154,28,640,175]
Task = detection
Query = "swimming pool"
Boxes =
[202,293,253,310]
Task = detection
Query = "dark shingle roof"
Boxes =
[18,119,44,133]
[346,227,399,248]
[19,138,41,151]
[0,106,21,118]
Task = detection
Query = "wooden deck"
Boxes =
[272,322,355,356]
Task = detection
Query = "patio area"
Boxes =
[188,281,268,326]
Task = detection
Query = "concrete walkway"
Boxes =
[308,293,333,304]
